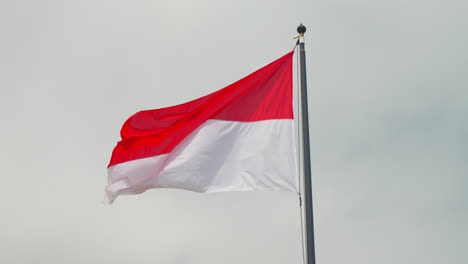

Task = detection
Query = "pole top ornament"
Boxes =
[295,24,306,43]
[297,24,306,34]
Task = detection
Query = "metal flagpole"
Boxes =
[297,24,316,264]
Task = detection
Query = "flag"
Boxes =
[105,52,297,204]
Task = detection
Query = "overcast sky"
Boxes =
[1,0,467,263]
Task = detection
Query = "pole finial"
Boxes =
[297,24,306,34]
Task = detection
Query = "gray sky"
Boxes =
[1,0,467,263]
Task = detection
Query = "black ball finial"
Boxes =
[297,24,306,34]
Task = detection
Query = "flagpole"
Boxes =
[297,24,316,264]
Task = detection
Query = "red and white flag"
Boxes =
[106,52,298,204]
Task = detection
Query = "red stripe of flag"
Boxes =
[108,52,294,167]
